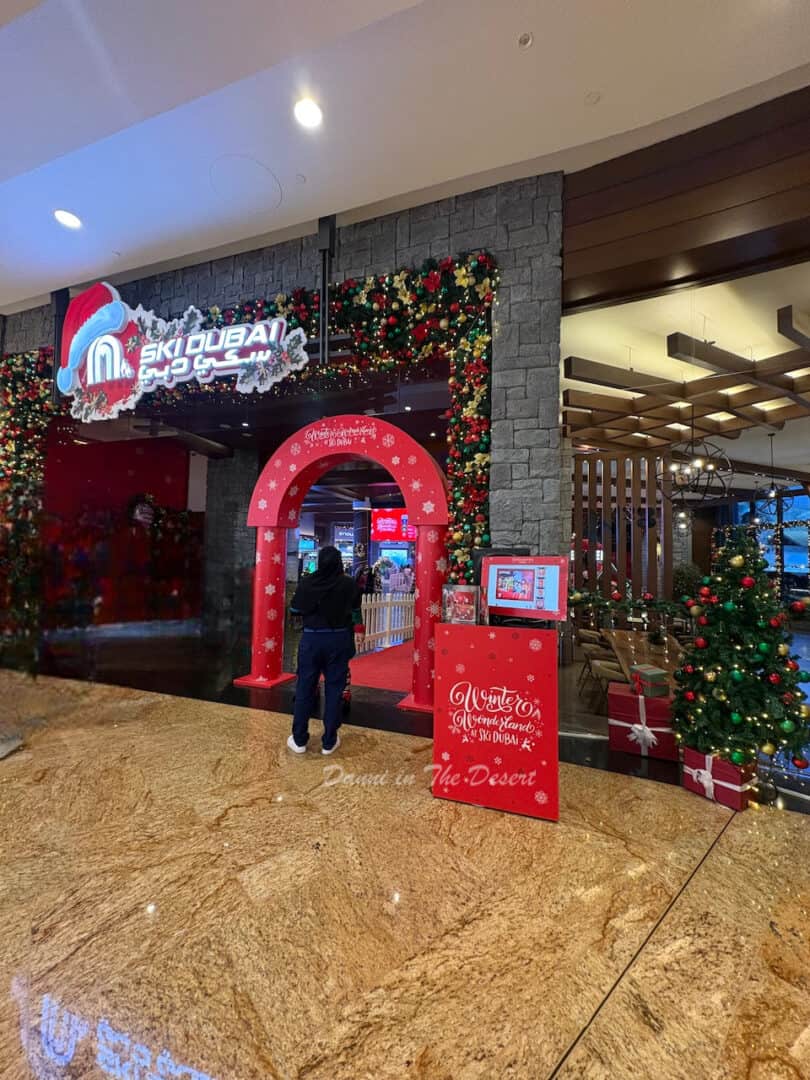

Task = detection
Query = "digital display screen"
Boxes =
[371,508,417,541]
[482,557,567,621]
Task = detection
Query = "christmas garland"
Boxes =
[145,251,498,579]
[0,348,58,666]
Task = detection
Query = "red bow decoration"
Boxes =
[631,672,644,696]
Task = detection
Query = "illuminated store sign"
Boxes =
[57,282,308,422]
[371,507,416,541]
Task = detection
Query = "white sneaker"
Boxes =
[287,735,306,754]
[322,735,341,756]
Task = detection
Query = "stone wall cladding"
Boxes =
[5,175,564,626]
[3,302,54,354]
[202,450,259,643]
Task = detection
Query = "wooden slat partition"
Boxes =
[571,450,672,601]
[573,455,584,588]
[631,456,643,590]
[661,456,673,599]
[601,456,614,598]
[645,454,659,595]
[586,457,597,590]
[616,456,627,596]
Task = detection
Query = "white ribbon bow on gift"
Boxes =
[608,696,668,756]
[683,753,755,802]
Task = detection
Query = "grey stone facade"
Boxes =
[4,174,565,631]
[3,301,54,354]
[202,450,259,644]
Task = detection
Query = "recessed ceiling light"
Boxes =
[517,31,533,49]
[429,431,437,438]
[294,98,323,129]
[404,405,412,412]
[241,421,249,428]
[54,209,82,229]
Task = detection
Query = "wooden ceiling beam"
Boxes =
[667,332,810,410]
[776,306,810,352]
[564,359,791,426]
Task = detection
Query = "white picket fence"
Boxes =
[358,594,415,652]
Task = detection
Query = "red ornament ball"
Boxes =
[643,591,654,602]
[768,672,782,685]
[788,660,800,671]
[697,615,709,626]
[791,601,805,614]
[684,664,695,675]
[684,691,696,702]
[793,757,809,770]
[709,595,720,605]
[782,692,794,705]
[698,586,712,598]
[611,590,622,602]
[769,617,781,629]
[694,637,708,650]
[684,598,695,609]
[741,576,755,589]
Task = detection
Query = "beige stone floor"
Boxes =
[0,672,808,1080]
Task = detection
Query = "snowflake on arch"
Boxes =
[428,529,439,544]
[527,674,535,683]
[382,434,395,448]
[407,455,417,466]
[534,790,549,806]
[455,663,465,674]
[529,639,543,652]
[391,456,400,466]
[258,498,268,511]
[290,443,301,456]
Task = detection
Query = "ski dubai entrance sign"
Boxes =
[236,415,449,712]
[55,282,308,422]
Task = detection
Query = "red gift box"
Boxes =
[607,682,678,761]
[682,748,755,811]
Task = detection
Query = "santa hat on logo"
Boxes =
[57,282,129,394]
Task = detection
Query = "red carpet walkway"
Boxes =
[350,642,413,693]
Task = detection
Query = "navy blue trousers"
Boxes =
[292,629,353,750]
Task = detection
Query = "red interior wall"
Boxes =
[43,424,189,518]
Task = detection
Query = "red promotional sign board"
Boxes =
[432,625,559,820]
[371,507,417,541]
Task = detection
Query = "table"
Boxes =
[602,630,683,691]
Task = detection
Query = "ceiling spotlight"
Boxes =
[517,31,533,49]
[429,431,437,438]
[294,98,323,129]
[54,209,82,230]
[241,421,249,428]
[404,405,412,412]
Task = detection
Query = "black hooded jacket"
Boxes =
[291,546,362,630]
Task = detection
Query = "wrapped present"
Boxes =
[607,682,678,761]
[629,663,669,698]
[682,749,756,812]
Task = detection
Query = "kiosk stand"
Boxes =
[432,555,568,822]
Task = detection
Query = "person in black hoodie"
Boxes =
[287,546,363,755]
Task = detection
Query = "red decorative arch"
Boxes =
[236,416,449,711]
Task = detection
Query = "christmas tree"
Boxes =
[673,526,810,771]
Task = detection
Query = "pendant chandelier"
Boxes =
[751,433,794,522]
[656,407,733,510]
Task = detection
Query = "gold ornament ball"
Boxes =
[712,689,727,702]
[453,531,463,542]
[729,554,745,569]
[761,742,777,756]
[801,704,810,719]
[704,670,717,683]
[777,644,790,657]
[689,605,703,617]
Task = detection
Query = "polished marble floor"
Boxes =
[2,672,809,1079]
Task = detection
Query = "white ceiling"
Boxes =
[561,260,810,471]
[3,0,810,311]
